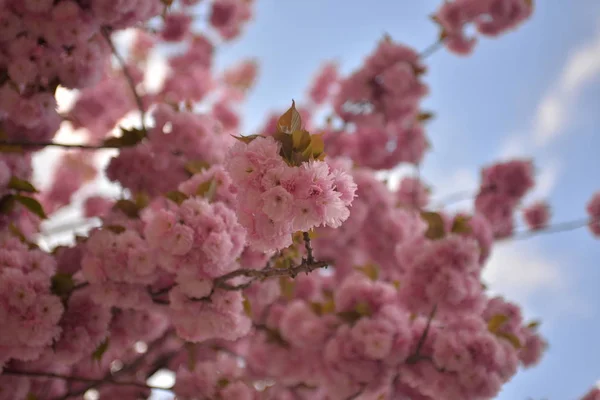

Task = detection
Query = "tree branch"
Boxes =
[419,39,444,59]
[407,304,437,364]
[0,141,123,150]
[1,369,170,391]
[195,259,330,301]
[303,231,315,264]
[55,330,174,399]
[100,26,147,133]
[505,217,598,241]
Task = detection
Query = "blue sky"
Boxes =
[212,1,600,398]
[36,1,600,398]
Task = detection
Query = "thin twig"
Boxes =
[100,26,147,133]
[407,304,437,364]
[189,259,330,302]
[504,217,597,241]
[419,40,444,59]
[57,330,174,399]
[0,141,121,150]
[303,232,315,263]
[2,369,170,391]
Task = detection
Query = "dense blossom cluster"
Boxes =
[324,38,430,170]
[0,0,599,399]
[432,0,535,55]
[0,236,63,364]
[522,201,550,231]
[474,159,535,238]
[226,134,356,251]
[587,191,600,237]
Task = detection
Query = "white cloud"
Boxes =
[525,158,561,203]
[483,242,563,301]
[533,26,600,146]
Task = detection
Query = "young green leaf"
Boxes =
[166,191,189,205]
[277,100,302,134]
[14,195,47,219]
[92,338,110,362]
[420,211,445,240]
[7,176,38,193]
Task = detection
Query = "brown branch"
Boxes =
[0,141,123,150]
[194,259,330,302]
[407,304,437,364]
[100,26,147,133]
[419,40,444,59]
[303,231,315,263]
[1,369,169,391]
[56,330,174,399]
[505,217,598,241]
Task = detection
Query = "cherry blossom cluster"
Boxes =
[234,264,545,400]
[587,191,600,237]
[106,105,233,196]
[318,37,430,170]
[0,153,36,233]
[474,159,535,238]
[0,0,165,144]
[432,0,534,55]
[225,107,357,251]
[0,235,63,366]
[2,0,600,399]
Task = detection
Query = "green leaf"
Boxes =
[451,215,472,235]
[103,127,146,148]
[242,295,252,318]
[196,179,218,201]
[496,332,522,349]
[487,314,509,333]
[92,338,110,362]
[51,273,75,298]
[0,128,22,153]
[217,378,230,388]
[527,320,541,330]
[420,211,445,240]
[8,223,38,249]
[0,194,16,214]
[231,134,263,144]
[134,192,150,209]
[292,129,311,152]
[337,301,372,325]
[0,143,23,153]
[14,195,47,219]
[113,199,141,218]
[353,263,379,281]
[416,111,435,123]
[355,301,371,316]
[184,160,210,175]
[165,191,189,205]
[186,342,197,371]
[277,100,302,134]
[7,176,38,193]
[279,277,295,300]
[263,327,289,348]
[105,225,126,234]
